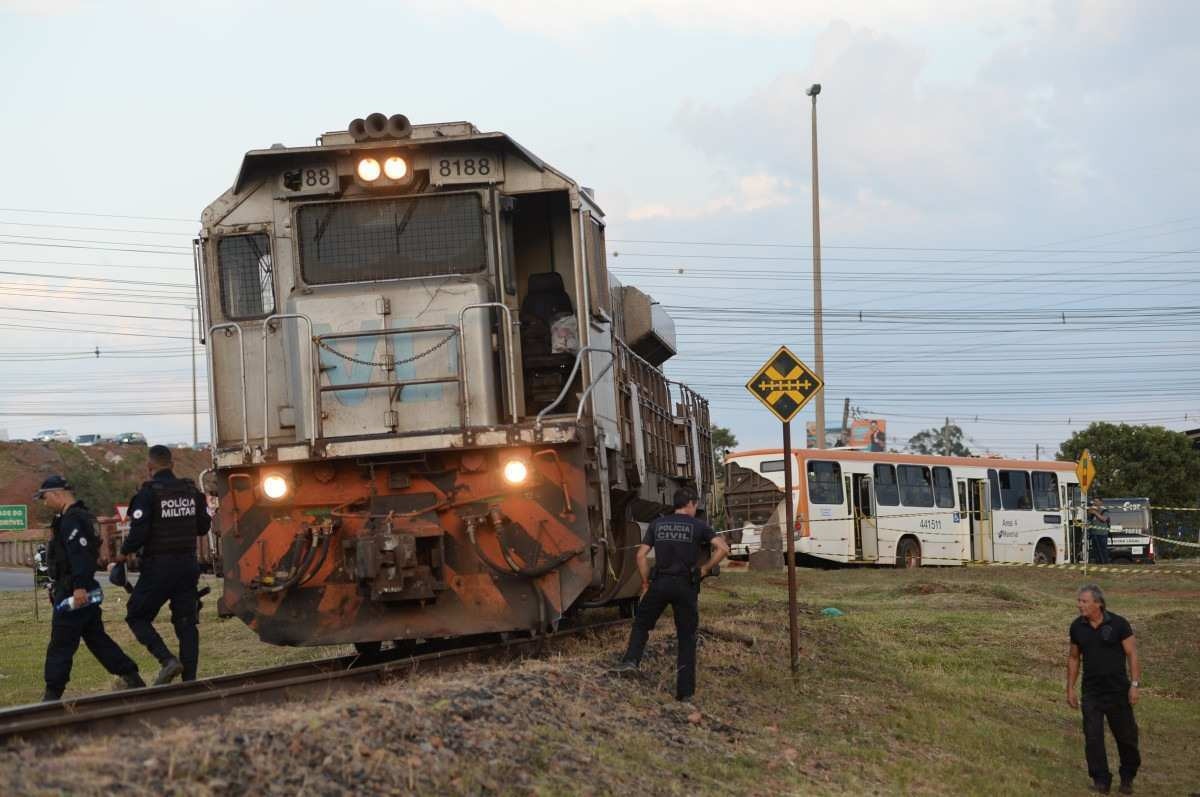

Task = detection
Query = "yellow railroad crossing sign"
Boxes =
[745,346,824,423]
[1076,449,1097,492]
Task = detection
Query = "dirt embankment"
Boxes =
[0,441,210,527]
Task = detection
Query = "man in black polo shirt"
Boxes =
[611,488,729,702]
[1067,584,1141,794]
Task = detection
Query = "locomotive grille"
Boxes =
[298,194,486,284]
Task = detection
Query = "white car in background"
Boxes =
[74,434,103,446]
[35,429,71,443]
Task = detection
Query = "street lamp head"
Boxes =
[806,83,822,96]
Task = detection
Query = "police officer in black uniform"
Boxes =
[612,487,729,702]
[36,475,144,701]
[115,445,210,684]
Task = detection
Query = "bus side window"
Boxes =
[873,464,899,506]
[898,464,934,507]
[806,461,844,505]
[987,468,1002,510]
[932,466,955,508]
[1032,471,1061,510]
[999,470,1033,511]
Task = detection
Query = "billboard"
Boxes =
[806,419,887,451]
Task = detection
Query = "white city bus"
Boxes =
[724,448,1081,567]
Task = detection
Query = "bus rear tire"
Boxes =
[895,538,921,569]
[1034,540,1056,565]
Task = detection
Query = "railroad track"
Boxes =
[0,618,630,744]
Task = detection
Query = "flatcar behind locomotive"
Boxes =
[196,113,714,648]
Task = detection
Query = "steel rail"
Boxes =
[0,618,630,744]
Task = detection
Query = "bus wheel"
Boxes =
[1034,540,1056,565]
[896,538,921,569]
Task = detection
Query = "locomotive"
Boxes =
[196,113,714,649]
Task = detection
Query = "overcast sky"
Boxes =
[0,0,1196,456]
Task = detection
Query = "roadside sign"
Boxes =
[115,504,129,522]
[1076,449,1097,492]
[0,504,28,532]
[745,346,824,423]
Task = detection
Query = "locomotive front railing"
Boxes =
[313,323,463,432]
[535,346,614,429]
[207,323,248,452]
[262,313,317,451]
[458,302,518,425]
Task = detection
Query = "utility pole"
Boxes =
[840,397,850,447]
[1036,443,1041,460]
[942,417,951,456]
[191,306,198,446]
[807,82,826,449]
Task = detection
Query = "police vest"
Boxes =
[142,480,200,557]
[48,505,98,601]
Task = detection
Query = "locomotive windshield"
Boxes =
[297,193,487,285]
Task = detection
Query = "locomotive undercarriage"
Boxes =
[216,440,640,646]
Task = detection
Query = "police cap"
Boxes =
[33,474,72,499]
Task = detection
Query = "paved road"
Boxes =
[0,567,130,592]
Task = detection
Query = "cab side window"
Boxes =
[584,216,610,318]
[806,461,844,505]
[217,233,275,320]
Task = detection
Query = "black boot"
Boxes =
[1118,780,1133,795]
[153,657,183,686]
[41,689,63,702]
[117,672,146,690]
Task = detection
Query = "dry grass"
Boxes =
[1,564,1198,795]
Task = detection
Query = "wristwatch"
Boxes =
[1130,680,1140,688]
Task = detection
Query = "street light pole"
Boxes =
[191,306,198,446]
[807,83,826,449]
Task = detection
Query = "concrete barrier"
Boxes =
[0,534,45,567]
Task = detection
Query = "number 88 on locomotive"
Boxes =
[196,113,714,648]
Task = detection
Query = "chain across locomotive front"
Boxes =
[198,114,713,646]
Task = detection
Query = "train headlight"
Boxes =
[262,474,289,500]
[383,156,408,180]
[356,157,382,182]
[502,459,529,485]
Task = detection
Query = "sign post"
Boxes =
[746,345,824,676]
[1076,449,1097,575]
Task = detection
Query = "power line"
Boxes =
[0,207,195,223]
[0,305,190,323]
[0,220,194,238]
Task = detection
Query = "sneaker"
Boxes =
[153,657,183,686]
[1118,781,1133,795]
[609,660,639,674]
[1090,781,1111,794]
[41,689,63,703]
[117,672,146,690]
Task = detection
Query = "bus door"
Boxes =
[852,474,879,562]
[962,479,991,561]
